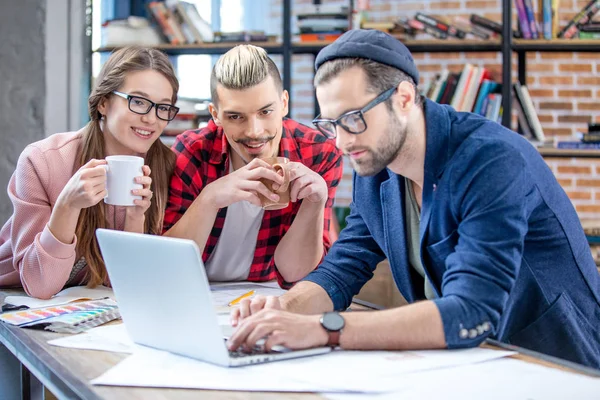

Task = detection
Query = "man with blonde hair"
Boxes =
[164,45,343,287]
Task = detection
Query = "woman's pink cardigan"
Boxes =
[0,131,126,299]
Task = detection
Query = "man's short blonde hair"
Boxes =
[210,45,283,106]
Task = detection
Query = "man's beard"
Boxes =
[351,111,407,176]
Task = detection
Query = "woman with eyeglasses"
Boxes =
[0,47,179,299]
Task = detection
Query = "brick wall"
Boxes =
[270,0,600,218]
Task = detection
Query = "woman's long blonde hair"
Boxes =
[77,47,178,286]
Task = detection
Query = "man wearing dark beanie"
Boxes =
[228,29,600,369]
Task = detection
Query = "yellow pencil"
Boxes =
[228,290,255,306]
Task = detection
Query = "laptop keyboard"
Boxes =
[226,339,281,358]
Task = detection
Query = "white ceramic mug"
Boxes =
[104,155,144,206]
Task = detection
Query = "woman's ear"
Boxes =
[97,96,108,118]
[208,103,222,126]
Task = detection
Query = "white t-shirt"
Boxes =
[203,161,265,281]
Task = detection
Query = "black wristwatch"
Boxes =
[320,312,345,347]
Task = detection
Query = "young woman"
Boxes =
[0,47,179,299]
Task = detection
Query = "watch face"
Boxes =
[322,312,345,331]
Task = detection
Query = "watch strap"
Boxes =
[327,330,341,347]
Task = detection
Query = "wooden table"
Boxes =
[1,293,599,400]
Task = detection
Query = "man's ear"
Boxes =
[208,103,222,126]
[395,81,416,113]
[281,90,289,118]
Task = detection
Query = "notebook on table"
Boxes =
[95,229,331,367]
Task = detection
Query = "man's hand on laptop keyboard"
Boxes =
[227,309,328,352]
[230,295,281,327]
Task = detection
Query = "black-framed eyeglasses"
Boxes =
[312,86,397,139]
[112,91,179,121]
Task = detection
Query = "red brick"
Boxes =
[557,115,592,124]
[559,64,593,73]
[576,179,600,187]
[538,76,574,85]
[465,0,498,8]
[426,53,464,60]
[445,64,468,73]
[545,128,574,136]
[540,52,574,60]
[557,178,574,187]
[558,90,593,97]
[579,103,600,111]
[392,3,425,10]
[595,191,600,200]
[577,53,600,60]
[537,114,554,123]
[464,52,500,60]
[371,2,392,12]
[557,165,592,174]
[539,102,573,110]
[576,205,600,213]
[567,191,593,200]
[578,77,600,85]
[418,64,445,73]
[527,63,555,73]
[429,1,461,8]
[483,13,501,21]
[528,89,554,98]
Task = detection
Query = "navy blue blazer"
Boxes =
[305,99,600,368]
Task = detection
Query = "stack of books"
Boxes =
[296,4,350,42]
[556,124,600,149]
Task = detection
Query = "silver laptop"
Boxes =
[95,229,331,367]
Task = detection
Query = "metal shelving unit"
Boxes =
[92,0,600,124]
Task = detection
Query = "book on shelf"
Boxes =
[147,1,185,44]
[452,16,495,39]
[513,81,546,142]
[406,18,448,40]
[414,13,468,39]
[148,0,214,44]
[515,0,534,39]
[213,31,271,43]
[174,1,213,42]
[469,14,521,38]
[558,0,600,39]
[579,31,600,39]
[539,0,553,39]
[556,141,600,149]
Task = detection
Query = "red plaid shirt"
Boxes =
[164,119,343,287]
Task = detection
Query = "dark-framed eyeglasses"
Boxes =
[112,91,180,122]
[312,86,397,139]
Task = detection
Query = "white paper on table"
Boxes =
[209,281,286,307]
[48,324,138,354]
[90,343,514,393]
[5,286,115,309]
[91,346,346,393]
[323,358,600,400]
[251,347,516,393]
